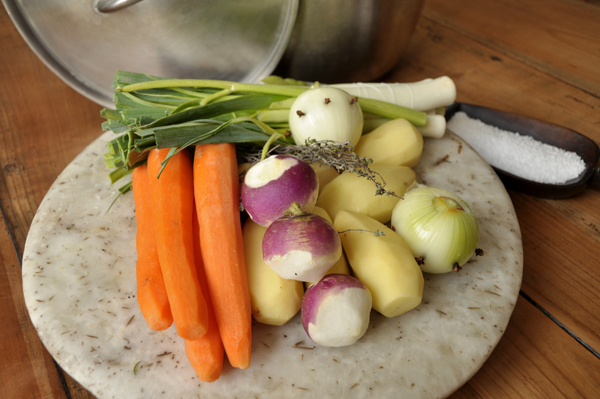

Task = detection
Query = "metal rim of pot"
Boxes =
[2,0,299,108]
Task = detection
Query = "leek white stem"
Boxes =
[363,113,448,138]
[416,112,447,138]
[329,76,457,112]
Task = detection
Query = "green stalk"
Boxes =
[171,87,212,98]
[357,98,427,127]
[232,116,281,137]
[261,132,284,160]
[143,93,289,129]
[118,78,428,127]
[257,109,290,124]
[118,79,308,98]
[200,88,233,106]
[121,92,177,110]
[154,116,287,177]
[269,98,296,109]
[109,166,133,184]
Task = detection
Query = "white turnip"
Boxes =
[241,154,319,227]
[301,274,372,347]
[262,203,342,282]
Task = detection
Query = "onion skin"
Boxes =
[390,184,479,273]
[262,213,342,282]
[301,274,372,347]
[241,155,319,227]
[289,86,364,147]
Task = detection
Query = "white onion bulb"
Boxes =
[390,183,479,273]
[289,86,363,147]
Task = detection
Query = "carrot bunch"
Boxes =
[132,144,251,382]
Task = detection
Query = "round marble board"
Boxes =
[22,130,523,399]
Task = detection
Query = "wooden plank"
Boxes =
[422,0,600,97]
[0,6,103,399]
[451,296,600,398]
[389,17,600,143]
[0,6,104,250]
[386,13,600,351]
[510,191,600,351]
[0,210,66,399]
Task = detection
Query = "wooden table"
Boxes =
[1,0,599,397]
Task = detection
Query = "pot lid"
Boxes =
[3,0,298,108]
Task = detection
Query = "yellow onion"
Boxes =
[390,183,479,273]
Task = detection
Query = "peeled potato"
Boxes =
[238,162,253,175]
[310,163,340,194]
[354,118,423,167]
[334,210,423,318]
[242,218,304,326]
[316,163,415,223]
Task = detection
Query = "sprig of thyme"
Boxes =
[337,229,386,237]
[245,138,400,198]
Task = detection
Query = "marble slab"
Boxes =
[22,130,523,399]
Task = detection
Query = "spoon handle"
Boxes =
[588,166,600,192]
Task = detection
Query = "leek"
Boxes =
[101,71,429,186]
[329,77,457,112]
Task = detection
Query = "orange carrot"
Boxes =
[132,164,173,331]
[185,206,224,382]
[147,148,209,341]
[193,143,252,369]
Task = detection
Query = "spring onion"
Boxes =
[390,183,480,273]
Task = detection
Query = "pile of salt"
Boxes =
[447,111,586,184]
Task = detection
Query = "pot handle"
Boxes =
[95,0,144,13]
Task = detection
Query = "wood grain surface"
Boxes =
[1,0,599,397]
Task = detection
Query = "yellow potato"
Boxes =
[310,163,339,194]
[305,206,350,289]
[354,118,423,167]
[238,162,253,176]
[334,210,423,318]
[242,218,304,326]
[316,163,415,223]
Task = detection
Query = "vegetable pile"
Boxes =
[101,71,481,382]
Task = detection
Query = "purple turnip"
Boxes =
[262,203,341,282]
[241,154,319,227]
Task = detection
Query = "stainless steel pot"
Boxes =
[2,0,424,107]
[276,0,425,83]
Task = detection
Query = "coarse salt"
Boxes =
[447,111,586,184]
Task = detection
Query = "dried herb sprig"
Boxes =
[337,228,386,236]
[245,138,400,198]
